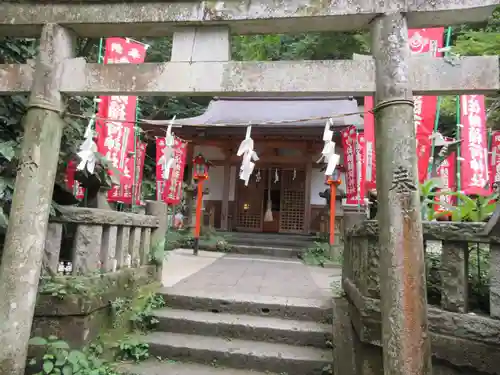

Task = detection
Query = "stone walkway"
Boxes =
[161,249,340,300]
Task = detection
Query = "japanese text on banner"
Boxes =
[94,37,147,203]
[341,127,365,205]
[107,140,146,204]
[489,131,500,189]
[434,139,456,213]
[363,96,376,190]
[362,27,444,189]
[156,137,188,205]
[460,95,491,196]
[65,160,85,200]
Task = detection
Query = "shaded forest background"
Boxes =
[0,8,498,232]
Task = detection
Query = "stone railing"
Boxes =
[33,201,168,346]
[44,201,167,276]
[339,219,500,375]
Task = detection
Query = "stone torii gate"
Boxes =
[0,1,498,375]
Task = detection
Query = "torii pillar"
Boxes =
[372,12,431,375]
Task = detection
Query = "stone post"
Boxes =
[342,204,367,283]
[146,200,168,282]
[0,24,75,375]
[371,13,431,375]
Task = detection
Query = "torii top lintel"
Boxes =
[0,0,496,38]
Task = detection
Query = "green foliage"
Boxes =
[110,292,165,332]
[232,32,369,61]
[38,276,94,299]
[28,336,120,375]
[426,244,490,313]
[149,239,166,266]
[129,293,166,331]
[420,178,497,222]
[440,7,500,130]
[303,241,341,267]
[113,338,149,362]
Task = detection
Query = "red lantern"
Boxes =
[192,154,211,180]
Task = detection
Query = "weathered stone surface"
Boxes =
[44,223,63,275]
[0,24,75,375]
[0,63,33,94]
[140,227,152,265]
[1,56,499,97]
[345,284,500,374]
[332,297,356,375]
[146,201,168,280]
[51,206,159,227]
[371,12,431,375]
[0,1,496,37]
[153,307,331,348]
[146,331,332,375]
[35,266,156,316]
[440,241,469,313]
[116,226,131,269]
[171,26,230,62]
[490,244,500,319]
[129,227,142,267]
[101,225,118,272]
[345,281,500,347]
[32,266,156,346]
[72,224,103,275]
[349,220,497,243]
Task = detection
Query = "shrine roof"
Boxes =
[142,96,363,130]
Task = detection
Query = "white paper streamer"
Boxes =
[237,125,259,186]
[317,118,341,176]
[157,116,177,179]
[76,117,98,174]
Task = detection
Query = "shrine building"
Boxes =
[145,96,363,234]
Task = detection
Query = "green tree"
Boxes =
[439,7,500,134]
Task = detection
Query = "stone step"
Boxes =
[144,332,332,375]
[153,308,332,348]
[118,360,277,375]
[227,234,315,249]
[160,289,332,323]
[230,244,303,258]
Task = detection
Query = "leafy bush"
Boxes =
[28,336,120,375]
[303,242,336,266]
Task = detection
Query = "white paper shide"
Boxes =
[237,126,259,186]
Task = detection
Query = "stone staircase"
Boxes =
[226,232,316,259]
[121,289,333,375]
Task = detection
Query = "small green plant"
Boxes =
[303,242,334,266]
[38,276,92,299]
[110,297,131,329]
[113,337,149,362]
[28,336,119,375]
[449,192,498,222]
[130,293,166,330]
[149,239,166,266]
[419,177,498,222]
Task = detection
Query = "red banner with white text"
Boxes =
[490,131,500,188]
[341,127,365,205]
[108,140,146,205]
[156,137,188,205]
[434,138,456,213]
[460,95,491,196]
[362,27,445,189]
[95,37,147,202]
[363,97,376,190]
[409,28,445,183]
[65,160,85,200]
